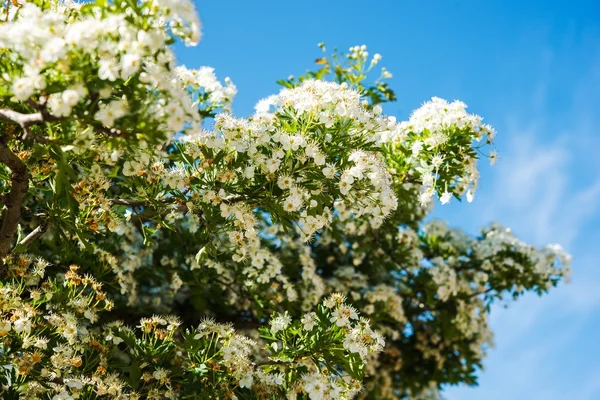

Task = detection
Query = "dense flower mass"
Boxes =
[0,1,570,399]
[383,96,496,207]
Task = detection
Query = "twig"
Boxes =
[21,126,54,144]
[221,194,247,204]
[110,198,150,207]
[110,197,179,207]
[212,277,246,300]
[468,287,495,299]
[256,359,293,367]
[18,224,48,248]
[256,354,311,367]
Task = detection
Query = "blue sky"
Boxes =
[179,1,600,398]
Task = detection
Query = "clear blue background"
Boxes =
[178,1,600,398]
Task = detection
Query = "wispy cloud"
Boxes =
[446,126,600,400]
[480,121,600,248]
[445,32,600,400]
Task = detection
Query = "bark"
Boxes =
[0,140,28,261]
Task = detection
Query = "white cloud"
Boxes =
[444,35,600,400]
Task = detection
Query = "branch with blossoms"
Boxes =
[0,1,571,399]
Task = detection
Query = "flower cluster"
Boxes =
[176,65,237,114]
[0,0,212,143]
[186,79,399,245]
[384,96,497,206]
[260,294,384,399]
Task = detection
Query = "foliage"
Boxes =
[0,1,570,399]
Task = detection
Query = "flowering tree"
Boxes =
[0,1,571,399]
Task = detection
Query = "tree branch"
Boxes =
[467,286,495,299]
[0,107,117,142]
[0,141,29,262]
[17,224,48,248]
[255,354,311,367]
[110,194,248,210]
[0,109,45,127]
[255,359,293,367]
[222,194,247,204]
[0,108,59,143]
[21,126,55,144]
[110,197,179,207]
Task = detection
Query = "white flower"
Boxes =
[120,53,142,77]
[270,312,292,334]
[323,297,336,308]
[12,77,35,101]
[105,334,123,345]
[239,372,253,389]
[431,154,444,168]
[277,174,293,190]
[64,378,84,389]
[98,59,119,81]
[322,165,335,179]
[0,320,11,333]
[13,317,31,334]
[301,312,317,330]
[52,393,74,400]
[440,191,452,205]
[48,95,72,117]
[411,141,423,155]
[313,152,326,165]
[466,189,475,203]
[244,165,255,179]
[153,367,169,383]
[40,37,67,63]
[303,375,327,400]
[123,160,140,176]
[490,150,498,166]
[330,304,358,327]
[62,89,81,107]
[95,99,128,126]
[84,308,97,322]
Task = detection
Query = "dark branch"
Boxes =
[110,193,247,209]
[110,197,179,207]
[0,141,29,262]
[21,126,55,144]
[255,359,293,367]
[222,195,247,204]
[212,277,248,301]
[110,198,151,207]
[467,286,495,299]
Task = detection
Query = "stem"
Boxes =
[256,359,293,366]
[18,224,48,248]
